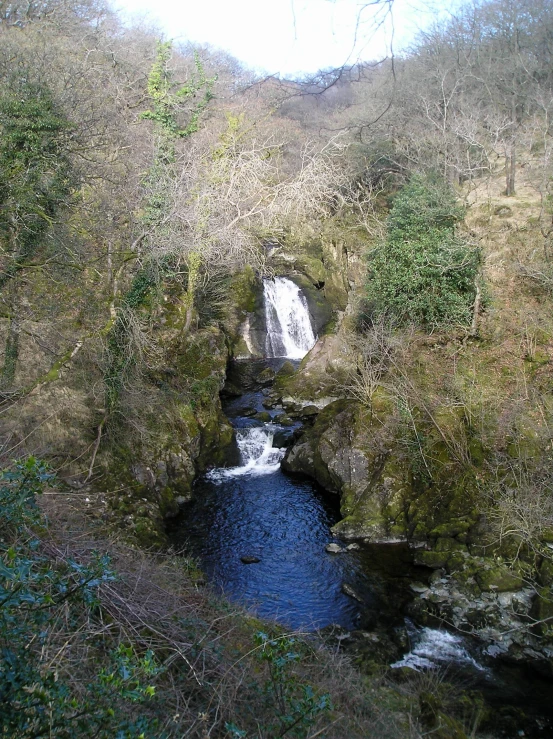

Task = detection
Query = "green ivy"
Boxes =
[0,458,163,739]
[0,78,73,290]
[365,173,480,327]
[250,631,332,738]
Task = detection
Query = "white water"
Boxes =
[264,277,316,359]
[392,623,486,672]
[207,427,285,481]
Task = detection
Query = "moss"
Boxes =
[540,528,553,544]
[445,551,467,574]
[254,411,271,422]
[176,402,200,438]
[133,518,166,549]
[415,550,449,569]
[295,256,327,285]
[230,265,258,313]
[277,360,296,378]
[434,537,468,553]
[430,520,472,538]
[476,565,524,592]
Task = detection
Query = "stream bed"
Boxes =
[170,360,423,631]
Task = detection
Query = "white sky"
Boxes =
[115,0,452,78]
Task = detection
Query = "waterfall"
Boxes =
[264,277,316,359]
[207,427,285,480]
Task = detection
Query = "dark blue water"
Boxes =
[179,470,367,629]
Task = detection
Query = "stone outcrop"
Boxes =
[282,397,410,542]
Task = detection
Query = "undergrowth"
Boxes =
[0,457,421,738]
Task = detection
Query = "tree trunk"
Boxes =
[505,141,516,196]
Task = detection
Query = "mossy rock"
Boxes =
[430,520,472,538]
[133,517,166,549]
[254,411,272,422]
[541,528,553,544]
[230,265,258,313]
[276,360,296,378]
[538,558,553,586]
[257,367,276,386]
[445,551,468,575]
[414,550,449,569]
[476,565,523,592]
[434,537,468,553]
[296,256,327,285]
[276,415,295,426]
[323,270,349,311]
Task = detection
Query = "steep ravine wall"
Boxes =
[271,198,553,672]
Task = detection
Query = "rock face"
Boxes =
[282,397,409,542]
[103,325,234,547]
[281,391,553,667]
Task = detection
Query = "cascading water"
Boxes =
[207,426,285,480]
[264,277,316,359]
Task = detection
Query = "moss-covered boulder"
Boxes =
[476,565,524,592]
[282,398,410,541]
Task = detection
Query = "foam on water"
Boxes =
[206,426,285,480]
[392,624,486,672]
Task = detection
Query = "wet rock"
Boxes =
[254,411,272,422]
[326,543,344,554]
[221,382,242,398]
[262,395,281,409]
[341,583,364,602]
[257,367,276,386]
[240,555,261,564]
[272,428,297,448]
[241,406,257,417]
[282,397,303,413]
[275,415,295,426]
[298,404,319,418]
[346,542,360,551]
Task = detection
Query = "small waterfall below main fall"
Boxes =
[206,426,285,480]
[264,277,316,359]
